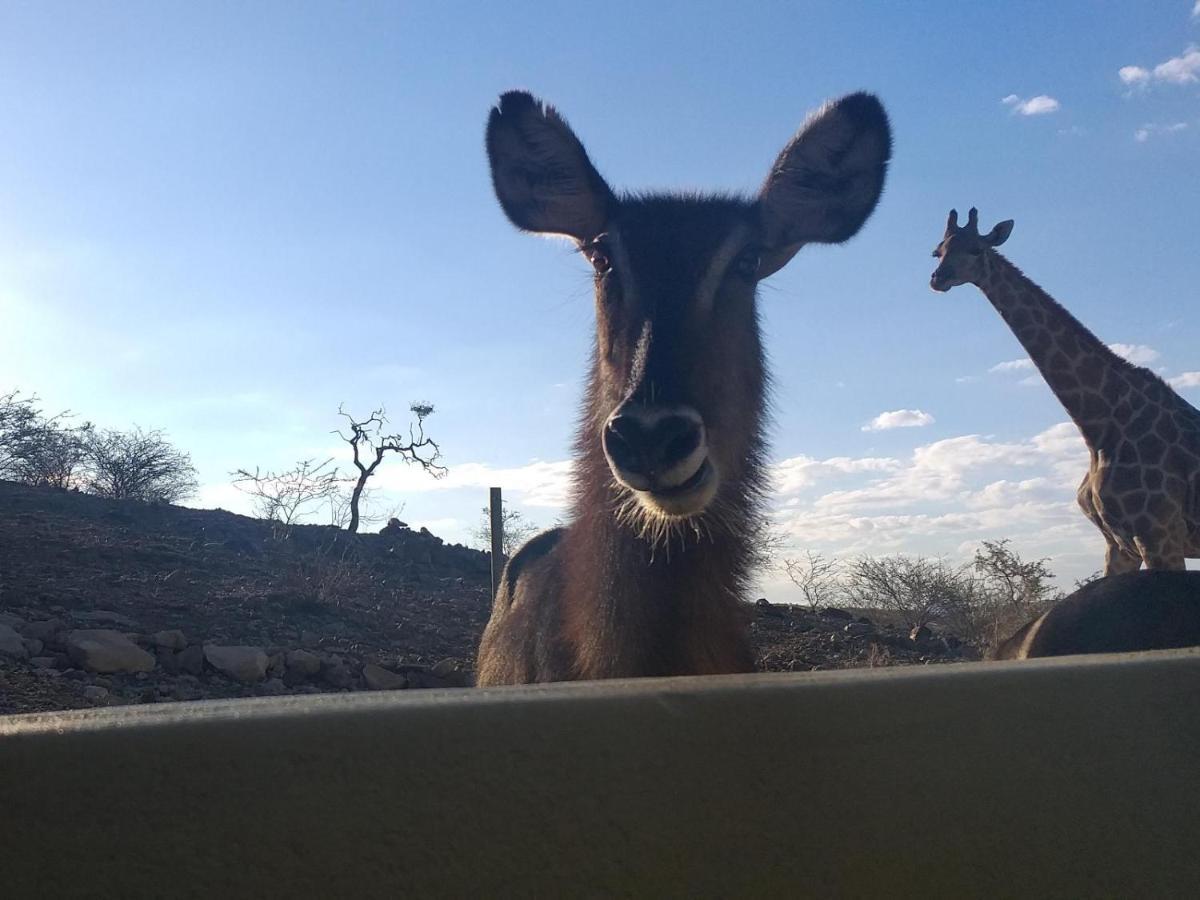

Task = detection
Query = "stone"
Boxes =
[22,618,67,646]
[157,648,180,674]
[22,637,44,657]
[321,661,354,689]
[65,630,156,674]
[267,653,286,679]
[0,612,27,629]
[285,649,322,676]
[0,624,29,660]
[30,656,59,669]
[82,685,110,703]
[362,663,407,691]
[177,644,205,676]
[74,610,140,630]
[151,630,188,651]
[203,645,269,683]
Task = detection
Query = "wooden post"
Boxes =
[489,487,504,598]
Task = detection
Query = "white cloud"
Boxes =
[1155,45,1200,82]
[990,358,1035,374]
[767,422,1098,590]
[1193,0,1200,19]
[1119,65,1151,86]
[1134,122,1188,142]
[1108,342,1160,364]
[1122,46,1200,90]
[372,458,574,508]
[772,454,900,494]
[861,409,935,432]
[1002,94,1061,116]
[1169,371,1200,389]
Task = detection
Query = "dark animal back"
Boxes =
[498,527,566,606]
[1021,571,1200,658]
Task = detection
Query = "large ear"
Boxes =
[756,92,892,277]
[485,91,615,240]
[984,219,1014,247]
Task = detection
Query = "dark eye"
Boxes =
[584,238,612,276]
[931,250,940,258]
[733,247,761,280]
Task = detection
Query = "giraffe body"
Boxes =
[932,208,1200,575]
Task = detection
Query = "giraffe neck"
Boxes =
[975,251,1136,448]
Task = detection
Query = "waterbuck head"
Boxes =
[930,207,1014,292]
[487,91,891,535]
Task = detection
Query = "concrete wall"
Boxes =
[2,650,1198,898]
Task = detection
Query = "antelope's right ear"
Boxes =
[486,91,615,240]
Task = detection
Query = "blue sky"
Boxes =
[2,1,1198,599]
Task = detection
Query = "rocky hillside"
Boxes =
[0,480,973,715]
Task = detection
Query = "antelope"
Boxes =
[990,571,1200,660]
[476,90,892,685]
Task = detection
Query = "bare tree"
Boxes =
[16,420,93,489]
[334,403,445,533]
[0,390,42,478]
[231,457,343,533]
[81,426,197,502]
[473,500,538,558]
[965,539,1060,648]
[843,554,974,630]
[783,550,842,610]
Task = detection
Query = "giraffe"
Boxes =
[930,208,1200,575]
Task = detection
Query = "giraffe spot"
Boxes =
[1114,402,1133,424]
[1137,432,1167,461]
[1145,468,1165,490]
[1163,446,1189,470]
[1147,493,1175,521]
[1077,357,1102,385]
[1109,466,1141,493]
[1156,415,1180,442]
[1130,405,1158,435]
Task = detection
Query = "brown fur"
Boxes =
[477,91,891,685]
[990,571,1200,660]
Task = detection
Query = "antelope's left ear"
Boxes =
[756,92,892,277]
[984,220,1014,247]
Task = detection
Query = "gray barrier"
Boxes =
[2,649,1198,898]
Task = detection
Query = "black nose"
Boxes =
[603,413,702,480]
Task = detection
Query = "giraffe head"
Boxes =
[930,207,1014,291]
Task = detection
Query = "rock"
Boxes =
[0,612,27,629]
[0,624,29,660]
[321,661,354,689]
[267,653,286,679]
[406,671,445,690]
[21,618,67,646]
[203,645,269,683]
[177,644,205,676]
[363,663,407,691]
[82,685,110,703]
[65,630,156,674]
[151,630,188,651]
[75,610,141,630]
[299,630,322,648]
[821,607,854,621]
[157,648,180,674]
[30,656,59,669]
[430,659,471,687]
[259,677,287,695]
[285,649,322,676]
[22,637,44,657]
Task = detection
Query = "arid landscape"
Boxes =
[0,480,971,715]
